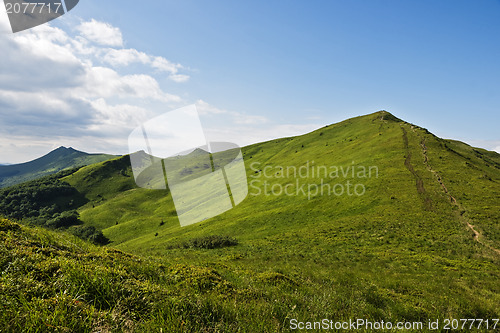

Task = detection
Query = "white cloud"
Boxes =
[100,48,189,82]
[196,100,227,115]
[151,57,182,73]
[0,90,74,114]
[75,66,180,102]
[169,74,190,83]
[0,15,190,162]
[101,48,150,66]
[0,27,84,92]
[87,98,152,136]
[0,15,319,164]
[76,19,123,47]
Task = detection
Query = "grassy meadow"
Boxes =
[1,111,499,332]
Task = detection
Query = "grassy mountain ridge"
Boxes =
[2,111,500,331]
[64,111,500,325]
[0,146,116,188]
[67,111,500,255]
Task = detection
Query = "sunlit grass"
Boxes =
[1,111,499,331]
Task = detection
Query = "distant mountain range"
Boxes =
[0,146,116,188]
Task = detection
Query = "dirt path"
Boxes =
[419,136,457,205]
[401,127,432,210]
[409,127,500,256]
[466,221,480,241]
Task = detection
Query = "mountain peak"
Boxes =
[0,147,116,188]
[54,146,76,152]
[372,110,402,122]
[49,146,82,157]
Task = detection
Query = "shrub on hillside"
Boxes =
[70,225,109,245]
[177,235,238,249]
[46,210,81,228]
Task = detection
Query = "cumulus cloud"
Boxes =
[100,48,188,82]
[151,57,182,74]
[87,98,152,137]
[76,19,123,47]
[0,26,84,91]
[196,100,227,115]
[0,14,319,164]
[101,48,150,66]
[75,67,180,102]
[169,74,190,83]
[0,13,190,162]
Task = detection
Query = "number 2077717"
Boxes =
[5,2,63,14]
[442,319,499,330]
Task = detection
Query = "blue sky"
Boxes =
[0,0,499,163]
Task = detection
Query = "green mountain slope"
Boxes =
[2,111,500,330]
[61,111,500,321]
[0,146,116,188]
[69,111,500,256]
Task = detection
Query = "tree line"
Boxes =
[0,168,108,245]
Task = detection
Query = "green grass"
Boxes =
[1,111,500,331]
[1,214,499,331]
